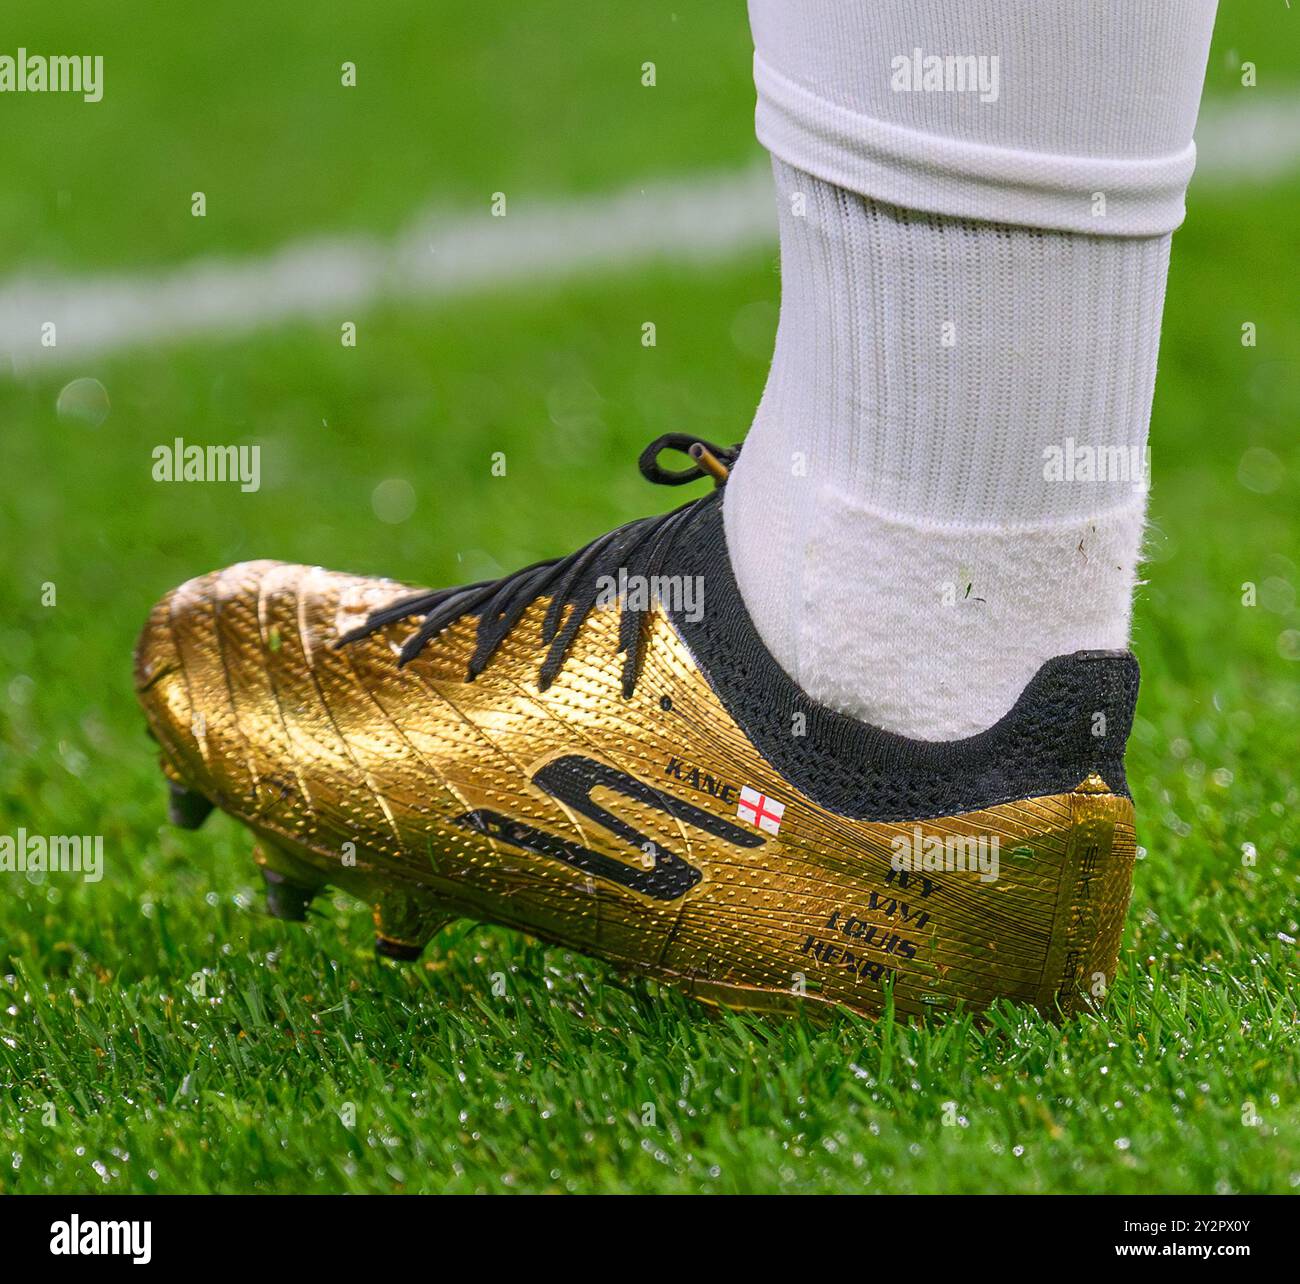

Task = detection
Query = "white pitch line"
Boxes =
[2,95,1297,370]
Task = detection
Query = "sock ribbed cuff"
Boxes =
[754,53,1196,237]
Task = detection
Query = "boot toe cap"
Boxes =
[134,560,407,822]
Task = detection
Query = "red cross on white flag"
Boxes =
[738,785,785,836]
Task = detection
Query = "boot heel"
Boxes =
[1039,776,1138,1016]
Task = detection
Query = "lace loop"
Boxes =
[637,433,741,487]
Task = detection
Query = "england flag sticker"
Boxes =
[737,786,785,836]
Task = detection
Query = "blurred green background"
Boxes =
[0,2,1296,1194]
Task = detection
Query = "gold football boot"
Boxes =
[134,435,1139,1021]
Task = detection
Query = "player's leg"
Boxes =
[725,0,1218,739]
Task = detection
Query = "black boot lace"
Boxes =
[337,434,740,698]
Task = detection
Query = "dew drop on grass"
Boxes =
[730,301,778,360]
[56,378,110,428]
[1260,577,1296,614]
[1236,446,1283,494]
[372,478,416,524]
[546,378,604,433]
[7,675,34,706]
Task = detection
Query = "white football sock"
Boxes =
[725,0,1217,741]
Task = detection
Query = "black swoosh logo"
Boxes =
[454,754,763,900]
